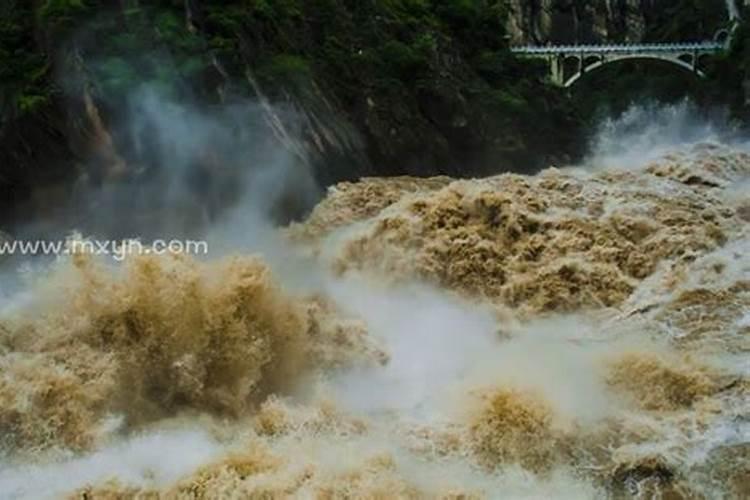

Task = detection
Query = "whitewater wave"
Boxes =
[0,134,748,497]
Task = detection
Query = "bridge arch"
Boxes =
[510,1,736,86]
[563,54,705,87]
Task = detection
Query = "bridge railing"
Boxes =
[510,41,724,55]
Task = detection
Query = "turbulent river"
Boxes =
[0,108,748,499]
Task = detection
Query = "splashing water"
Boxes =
[1,105,749,499]
[584,100,736,170]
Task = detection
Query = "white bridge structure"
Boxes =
[511,40,728,87]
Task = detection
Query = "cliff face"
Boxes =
[506,0,730,44]
[0,0,579,231]
[0,0,746,233]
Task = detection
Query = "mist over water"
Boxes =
[11,83,320,244]
[1,97,749,498]
[584,100,740,169]
[0,429,226,500]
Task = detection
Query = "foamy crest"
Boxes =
[0,428,225,500]
[1,138,749,498]
[584,101,736,170]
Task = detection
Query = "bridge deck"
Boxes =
[511,42,724,55]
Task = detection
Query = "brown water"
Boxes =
[0,142,748,499]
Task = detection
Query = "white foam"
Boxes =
[0,429,225,500]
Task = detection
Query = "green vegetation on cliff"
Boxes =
[643,0,727,41]
[1,0,579,187]
[0,2,52,115]
[2,0,750,224]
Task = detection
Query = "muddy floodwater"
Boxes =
[0,142,748,499]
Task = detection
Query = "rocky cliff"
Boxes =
[506,0,730,44]
[0,0,747,233]
[1,0,582,232]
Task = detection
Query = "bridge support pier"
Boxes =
[549,55,564,86]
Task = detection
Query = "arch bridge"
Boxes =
[511,39,727,87]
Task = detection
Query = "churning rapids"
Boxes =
[0,121,748,498]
